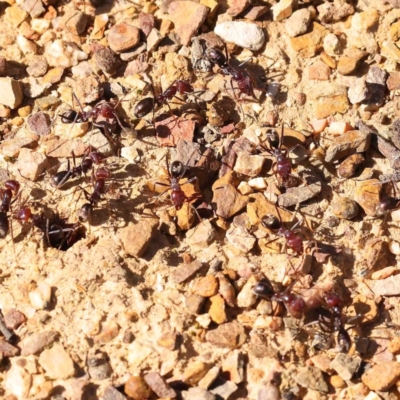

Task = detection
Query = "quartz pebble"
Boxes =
[0,78,23,109]
[271,0,296,21]
[45,40,87,67]
[285,9,311,38]
[17,148,48,182]
[214,21,265,51]
[39,344,75,379]
[182,387,216,400]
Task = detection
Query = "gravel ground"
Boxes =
[2,0,400,399]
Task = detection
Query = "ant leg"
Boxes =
[228,78,245,120]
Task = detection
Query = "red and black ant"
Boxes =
[205,47,259,101]
[151,154,202,212]
[0,180,20,238]
[78,166,111,223]
[133,80,196,120]
[257,125,303,187]
[14,205,85,250]
[261,213,305,256]
[61,93,128,146]
[51,148,105,189]
[252,278,306,319]
[305,292,352,353]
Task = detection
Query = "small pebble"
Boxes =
[4,309,26,330]
[271,0,296,21]
[332,197,359,219]
[214,21,265,51]
[124,376,152,400]
[285,8,311,38]
[39,344,75,379]
[0,78,23,109]
[361,362,400,391]
[193,276,219,297]
[330,375,345,388]
[144,372,177,399]
[371,267,396,280]
[108,24,140,53]
[389,241,400,255]
[330,353,361,381]
[28,112,51,135]
[238,181,253,195]
[338,154,365,178]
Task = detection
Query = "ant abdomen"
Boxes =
[134,97,154,118]
[376,197,398,216]
[252,280,275,298]
[51,171,70,188]
[61,110,80,124]
[261,215,280,231]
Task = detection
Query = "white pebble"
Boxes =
[31,18,50,34]
[45,39,87,68]
[271,0,296,22]
[17,35,37,55]
[389,241,400,255]
[248,177,267,190]
[238,181,253,195]
[215,21,265,51]
[323,33,341,56]
[196,314,212,328]
[29,282,51,310]
[391,209,400,222]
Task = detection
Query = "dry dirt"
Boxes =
[1,0,400,399]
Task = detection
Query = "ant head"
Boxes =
[252,280,274,298]
[78,203,93,223]
[261,215,280,230]
[266,129,279,148]
[170,161,185,178]
[376,197,398,216]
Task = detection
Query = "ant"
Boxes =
[205,46,259,101]
[261,213,304,256]
[133,80,196,120]
[0,180,20,238]
[14,205,85,250]
[257,125,303,187]
[51,148,105,189]
[253,278,306,319]
[152,154,202,211]
[307,292,352,353]
[78,166,111,223]
[61,93,128,146]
